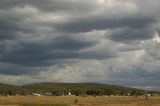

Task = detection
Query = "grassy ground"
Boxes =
[21,104,67,106]
[0,96,160,106]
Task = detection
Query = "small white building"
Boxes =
[32,93,41,96]
[68,92,72,96]
[147,94,151,96]
[127,93,130,96]
[44,92,52,96]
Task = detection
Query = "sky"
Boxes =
[0,0,160,90]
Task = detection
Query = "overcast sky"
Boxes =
[0,0,160,90]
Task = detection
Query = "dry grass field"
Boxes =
[0,96,160,106]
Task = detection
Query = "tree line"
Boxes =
[0,83,158,96]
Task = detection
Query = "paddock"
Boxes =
[0,96,160,106]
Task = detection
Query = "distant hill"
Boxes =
[0,82,158,96]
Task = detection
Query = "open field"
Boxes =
[0,96,160,106]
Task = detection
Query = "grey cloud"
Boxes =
[0,5,36,40]
[0,47,116,67]
[104,78,160,90]
[0,17,19,40]
[0,0,96,13]
[107,26,155,42]
[55,16,155,33]
[108,67,160,81]
[52,35,97,50]
[0,0,160,90]
[0,62,40,75]
[143,40,160,60]
[0,35,116,66]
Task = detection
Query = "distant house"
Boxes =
[32,93,41,96]
[127,93,130,96]
[44,92,52,96]
[68,92,72,96]
[147,94,151,96]
[15,94,19,96]
[68,92,75,96]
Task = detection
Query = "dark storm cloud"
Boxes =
[52,35,97,50]
[0,0,52,10]
[0,0,95,12]
[0,62,40,75]
[0,5,36,40]
[0,38,115,66]
[107,26,155,42]
[0,0,157,41]
[0,0,160,90]
[0,16,19,40]
[55,16,155,33]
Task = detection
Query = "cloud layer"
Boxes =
[0,0,160,90]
